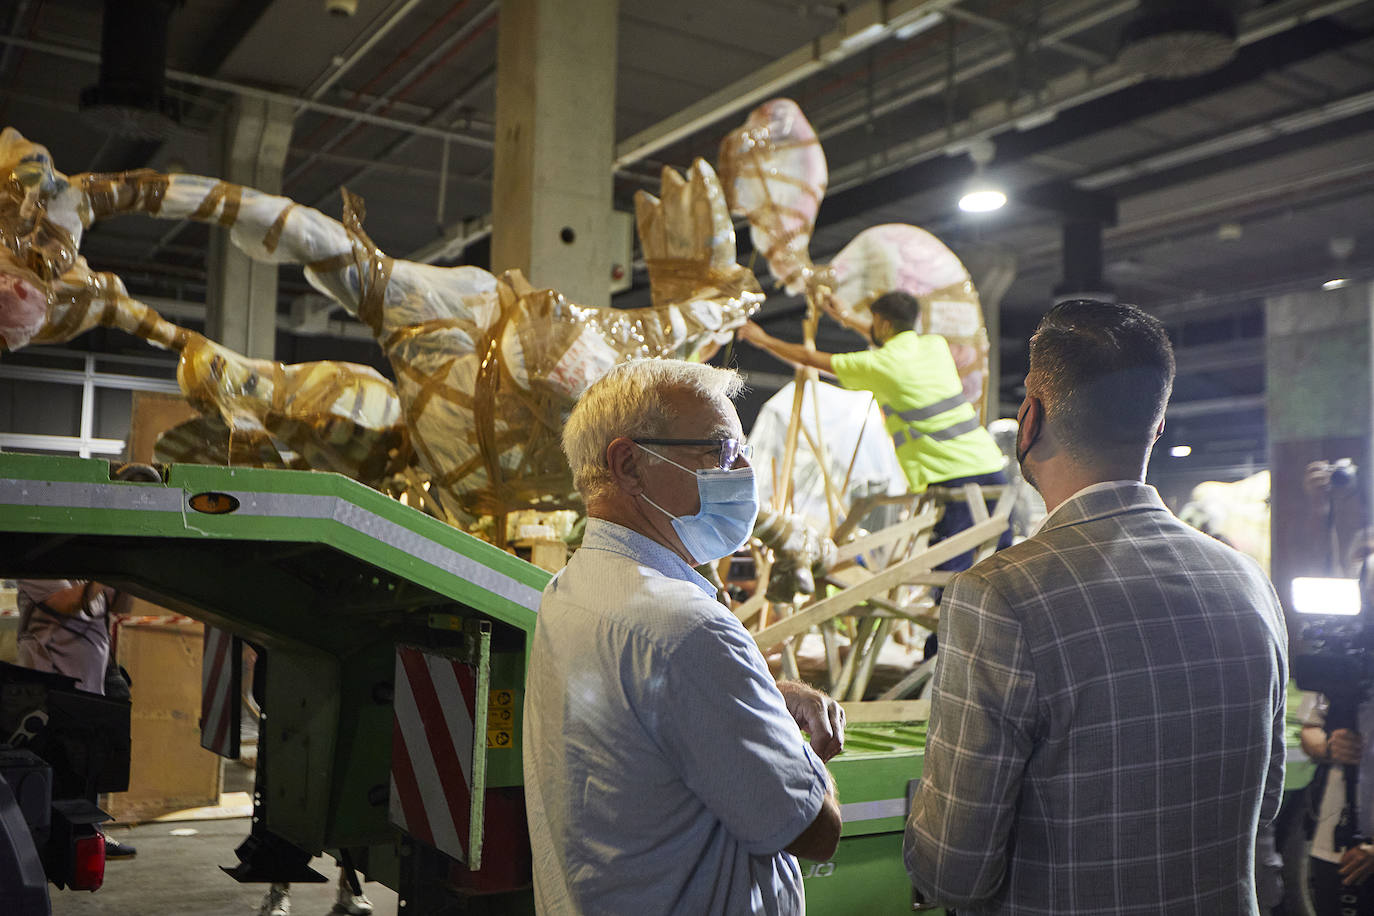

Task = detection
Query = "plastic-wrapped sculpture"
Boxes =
[0,129,407,483]
[0,127,762,527]
[717,101,1010,699]
[718,98,991,418]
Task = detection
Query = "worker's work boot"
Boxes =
[258,882,290,916]
[332,872,373,915]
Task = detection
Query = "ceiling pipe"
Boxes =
[612,0,966,169]
[286,1,496,187]
[298,0,428,109]
[0,33,492,149]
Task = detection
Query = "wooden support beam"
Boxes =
[754,513,1009,650]
[841,698,930,724]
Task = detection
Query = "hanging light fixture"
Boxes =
[958,139,1006,213]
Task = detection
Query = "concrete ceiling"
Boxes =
[3,0,1374,490]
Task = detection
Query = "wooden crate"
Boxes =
[103,602,223,824]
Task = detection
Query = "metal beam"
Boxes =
[942,5,1108,66]
[0,33,493,149]
[1165,395,1266,419]
[611,0,964,169]
[808,14,1368,231]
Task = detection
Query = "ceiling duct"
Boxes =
[1118,1,1238,79]
[79,0,182,139]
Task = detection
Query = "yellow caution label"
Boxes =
[489,689,514,707]
[487,728,513,749]
[487,705,514,725]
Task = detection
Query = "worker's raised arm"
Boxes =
[736,321,834,374]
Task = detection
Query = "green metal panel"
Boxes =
[0,453,549,860]
[807,722,935,914]
[804,832,934,915]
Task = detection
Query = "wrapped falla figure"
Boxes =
[0,127,764,533]
[724,98,1009,578]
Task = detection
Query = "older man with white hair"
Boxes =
[523,358,844,915]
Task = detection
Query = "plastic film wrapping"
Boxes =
[2,127,764,531]
[175,334,408,485]
[718,99,827,295]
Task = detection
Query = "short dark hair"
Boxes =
[1027,300,1175,462]
[869,291,921,331]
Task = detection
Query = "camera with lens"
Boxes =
[1291,458,1371,849]
[1290,458,1369,699]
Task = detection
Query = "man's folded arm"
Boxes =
[785,768,840,861]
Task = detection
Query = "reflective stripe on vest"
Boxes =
[892,415,983,448]
[880,393,969,424]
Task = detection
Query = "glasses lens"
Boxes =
[718,439,752,469]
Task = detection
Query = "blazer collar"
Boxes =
[1039,480,1168,534]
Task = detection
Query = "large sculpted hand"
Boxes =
[634,158,763,352]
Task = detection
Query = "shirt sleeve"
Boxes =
[16,579,79,604]
[905,569,1038,907]
[830,347,882,393]
[653,614,830,857]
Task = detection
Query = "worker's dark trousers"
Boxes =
[932,469,1012,574]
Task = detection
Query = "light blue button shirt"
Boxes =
[523,519,830,915]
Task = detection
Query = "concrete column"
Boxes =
[1265,281,1374,629]
[964,245,1018,417]
[492,0,618,307]
[206,95,293,360]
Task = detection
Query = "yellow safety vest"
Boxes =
[831,331,1005,492]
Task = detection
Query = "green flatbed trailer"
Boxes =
[0,454,931,912]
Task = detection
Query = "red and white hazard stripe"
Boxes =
[389,646,478,863]
[200,626,241,758]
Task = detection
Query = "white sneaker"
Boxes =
[333,873,373,916]
[258,882,290,916]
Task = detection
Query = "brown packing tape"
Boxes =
[382,316,482,354]
[189,181,229,222]
[262,203,295,255]
[304,251,357,275]
[217,184,243,228]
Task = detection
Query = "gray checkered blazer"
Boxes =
[905,482,1288,915]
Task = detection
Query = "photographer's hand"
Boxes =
[1340,844,1374,886]
[1329,729,1364,766]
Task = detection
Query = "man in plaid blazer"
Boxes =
[904,300,1288,914]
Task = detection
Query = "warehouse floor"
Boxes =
[49,817,399,916]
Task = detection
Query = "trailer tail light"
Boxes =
[69,830,105,891]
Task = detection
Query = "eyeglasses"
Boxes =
[632,437,754,470]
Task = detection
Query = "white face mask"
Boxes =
[636,445,759,565]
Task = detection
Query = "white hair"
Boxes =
[563,359,744,501]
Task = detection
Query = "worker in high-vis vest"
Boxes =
[737,290,1010,576]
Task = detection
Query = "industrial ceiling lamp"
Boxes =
[1323,237,1355,291]
[958,139,1006,214]
[1118,1,1238,80]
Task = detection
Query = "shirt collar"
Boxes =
[1038,479,1167,533]
[581,517,718,599]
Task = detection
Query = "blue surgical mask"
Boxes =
[637,445,759,565]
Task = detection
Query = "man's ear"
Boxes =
[605,437,642,494]
[1017,397,1043,457]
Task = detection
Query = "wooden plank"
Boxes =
[963,483,989,523]
[733,591,768,625]
[834,508,939,563]
[841,698,930,723]
[754,513,1009,650]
